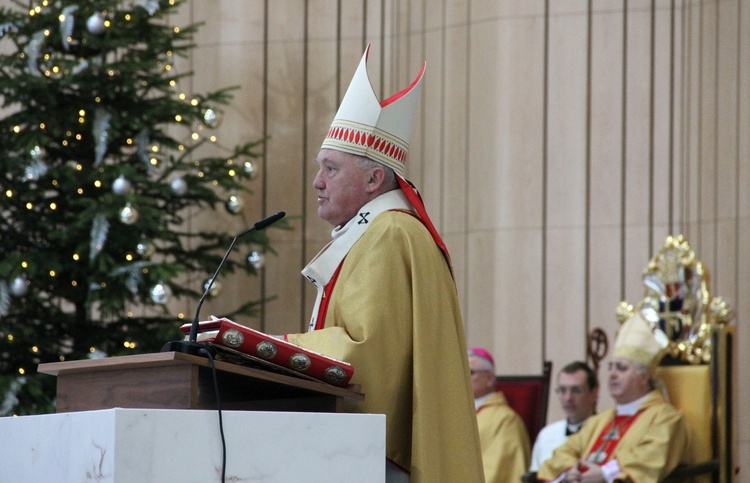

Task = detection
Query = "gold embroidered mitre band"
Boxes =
[613,312,666,371]
[321,44,425,176]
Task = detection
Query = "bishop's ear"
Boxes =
[366,165,387,192]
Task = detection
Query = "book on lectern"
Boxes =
[180,317,354,387]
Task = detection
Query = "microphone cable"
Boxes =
[198,347,227,483]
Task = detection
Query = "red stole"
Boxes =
[396,176,452,268]
[313,263,342,331]
[586,412,642,464]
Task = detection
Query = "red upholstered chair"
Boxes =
[494,361,553,444]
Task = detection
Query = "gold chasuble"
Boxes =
[287,209,484,482]
[476,391,531,483]
[538,390,689,482]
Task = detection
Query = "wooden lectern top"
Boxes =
[38,351,363,413]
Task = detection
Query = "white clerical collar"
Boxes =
[474,392,494,410]
[331,189,411,238]
[301,189,413,332]
[566,419,585,434]
[616,392,650,416]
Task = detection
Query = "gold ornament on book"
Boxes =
[616,235,733,364]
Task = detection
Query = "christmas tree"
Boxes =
[0,0,272,415]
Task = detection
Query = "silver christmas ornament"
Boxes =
[243,160,257,179]
[150,281,171,305]
[136,240,156,258]
[10,276,28,297]
[247,250,265,270]
[86,13,106,35]
[225,194,243,214]
[170,177,188,196]
[29,145,46,161]
[203,278,222,298]
[112,175,132,195]
[120,203,139,224]
[202,108,221,128]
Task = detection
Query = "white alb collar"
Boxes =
[616,392,650,416]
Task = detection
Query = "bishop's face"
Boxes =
[469,355,495,399]
[608,357,650,404]
[313,149,373,227]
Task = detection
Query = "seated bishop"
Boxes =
[537,313,689,482]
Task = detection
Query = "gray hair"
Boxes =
[352,154,398,190]
[632,360,656,391]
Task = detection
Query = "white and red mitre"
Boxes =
[321,44,425,176]
[323,45,453,271]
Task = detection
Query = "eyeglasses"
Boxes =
[555,385,587,395]
[470,370,492,376]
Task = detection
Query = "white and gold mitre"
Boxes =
[321,44,425,176]
[613,312,667,372]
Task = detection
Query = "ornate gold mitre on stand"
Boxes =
[616,235,734,364]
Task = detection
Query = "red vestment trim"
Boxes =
[586,412,643,464]
[314,262,343,331]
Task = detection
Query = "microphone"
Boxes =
[161,211,286,355]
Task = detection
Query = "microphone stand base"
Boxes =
[160,340,215,357]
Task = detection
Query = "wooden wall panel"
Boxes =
[679,1,701,240]
[261,1,306,334]
[622,1,654,306]
[305,0,339,249]
[698,0,719,276]
[303,1,341,329]
[414,2,443,226]
[652,0,677,234]
[442,0,470,314]
[735,0,750,471]
[588,2,626,397]
[464,2,546,373]
[714,0,740,301]
[544,0,589,370]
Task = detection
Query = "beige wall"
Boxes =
[5,0,743,475]
[175,0,749,475]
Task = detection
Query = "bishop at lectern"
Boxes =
[280,44,483,482]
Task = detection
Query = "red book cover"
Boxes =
[180,318,354,387]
